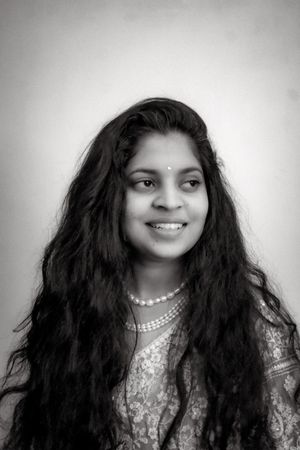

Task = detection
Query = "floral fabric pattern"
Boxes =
[113,302,300,448]
[256,301,300,448]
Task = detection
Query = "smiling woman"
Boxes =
[0,98,299,450]
[124,132,209,264]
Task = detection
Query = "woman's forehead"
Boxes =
[126,131,201,172]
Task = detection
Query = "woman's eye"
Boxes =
[182,180,201,191]
[143,180,154,187]
[133,179,155,191]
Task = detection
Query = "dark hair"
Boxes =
[0,98,298,449]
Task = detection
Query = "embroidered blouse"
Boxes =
[113,301,300,449]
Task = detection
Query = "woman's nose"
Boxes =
[152,185,184,210]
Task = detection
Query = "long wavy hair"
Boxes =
[0,98,298,450]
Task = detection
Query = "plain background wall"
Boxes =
[0,0,300,377]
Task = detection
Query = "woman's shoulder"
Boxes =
[254,300,300,446]
[254,298,300,379]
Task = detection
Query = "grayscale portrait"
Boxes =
[0,1,299,449]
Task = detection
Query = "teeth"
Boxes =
[150,223,184,230]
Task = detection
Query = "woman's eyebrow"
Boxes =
[128,167,203,176]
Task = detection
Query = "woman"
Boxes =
[0,98,299,449]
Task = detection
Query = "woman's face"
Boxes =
[123,131,209,264]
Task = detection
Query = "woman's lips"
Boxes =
[146,223,187,237]
[148,223,186,230]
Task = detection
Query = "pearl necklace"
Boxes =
[127,281,186,307]
[125,293,188,333]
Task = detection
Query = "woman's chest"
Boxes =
[112,330,208,449]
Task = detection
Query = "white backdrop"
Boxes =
[1,0,300,376]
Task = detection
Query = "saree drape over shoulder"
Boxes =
[113,301,300,449]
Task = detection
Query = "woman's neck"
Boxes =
[129,259,183,299]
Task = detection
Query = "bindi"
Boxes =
[167,166,172,171]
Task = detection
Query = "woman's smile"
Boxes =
[146,222,187,238]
